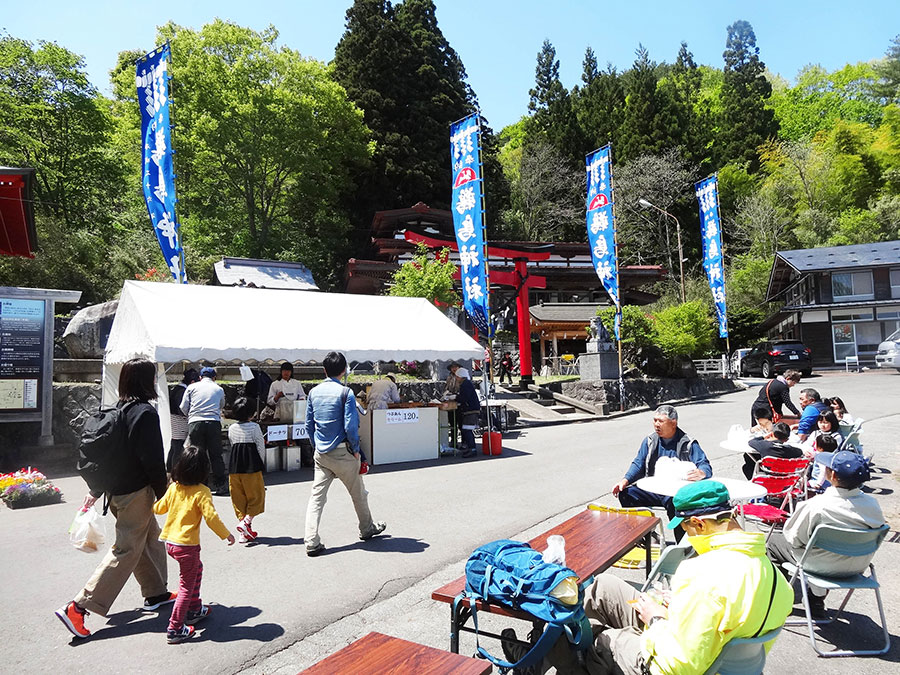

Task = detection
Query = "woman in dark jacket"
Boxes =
[56,358,173,639]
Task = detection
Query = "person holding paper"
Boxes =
[611,405,712,541]
[267,362,305,422]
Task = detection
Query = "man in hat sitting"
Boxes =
[767,450,885,617]
[510,481,793,674]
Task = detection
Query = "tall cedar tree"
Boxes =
[573,48,624,152]
[527,39,584,165]
[666,42,712,171]
[332,0,415,231]
[620,45,677,161]
[875,35,900,104]
[720,20,778,171]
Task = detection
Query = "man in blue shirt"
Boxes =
[795,388,830,441]
[304,352,386,557]
[611,405,712,541]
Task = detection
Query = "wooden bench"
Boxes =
[431,508,660,653]
[300,631,492,674]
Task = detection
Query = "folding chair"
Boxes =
[838,419,865,456]
[587,503,667,566]
[783,524,890,657]
[640,540,694,592]
[702,627,782,675]
[741,458,809,541]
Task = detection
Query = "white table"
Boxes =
[635,476,767,527]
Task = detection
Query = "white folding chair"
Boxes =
[703,627,782,675]
[783,523,890,657]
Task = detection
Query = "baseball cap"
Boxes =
[814,450,870,488]
[200,366,217,378]
[667,480,732,529]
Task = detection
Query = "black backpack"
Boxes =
[77,401,136,496]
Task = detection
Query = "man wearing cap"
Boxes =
[522,481,792,674]
[767,450,885,617]
[455,368,480,458]
[267,362,306,422]
[612,405,712,540]
[180,366,228,495]
[366,375,401,410]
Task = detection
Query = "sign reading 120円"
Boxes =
[385,409,419,425]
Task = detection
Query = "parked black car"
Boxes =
[741,340,812,378]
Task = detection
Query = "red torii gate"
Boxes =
[405,231,550,383]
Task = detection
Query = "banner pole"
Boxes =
[712,173,730,358]
[608,144,625,412]
[475,114,495,451]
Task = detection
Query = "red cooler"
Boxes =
[481,431,502,455]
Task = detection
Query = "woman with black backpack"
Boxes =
[56,357,174,639]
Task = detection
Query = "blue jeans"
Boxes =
[618,484,684,542]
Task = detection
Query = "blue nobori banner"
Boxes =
[450,113,491,335]
[137,44,187,283]
[585,145,621,337]
[695,175,728,338]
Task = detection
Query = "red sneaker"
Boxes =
[359,461,370,475]
[55,602,90,639]
[236,524,256,541]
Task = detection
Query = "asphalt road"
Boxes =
[4,370,898,673]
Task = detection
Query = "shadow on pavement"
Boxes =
[783,609,900,661]
[314,536,430,556]
[248,535,305,548]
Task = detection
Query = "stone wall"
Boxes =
[560,377,741,411]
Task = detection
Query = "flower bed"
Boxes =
[0,468,63,509]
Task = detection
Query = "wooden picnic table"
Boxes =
[431,508,660,653]
[299,631,492,674]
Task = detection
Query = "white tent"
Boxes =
[102,280,484,441]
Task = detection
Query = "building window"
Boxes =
[832,271,874,301]
[831,309,874,322]
[891,268,900,298]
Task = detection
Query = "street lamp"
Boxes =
[638,198,686,303]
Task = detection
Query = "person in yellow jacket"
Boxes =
[507,481,793,674]
[153,445,235,644]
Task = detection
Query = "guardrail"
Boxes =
[693,355,732,378]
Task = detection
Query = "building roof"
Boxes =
[529,303,602,324]
[778,240,900,272]
[768,240,900,300]
[213,257,318,291]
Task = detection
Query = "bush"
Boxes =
[652,300,716,358]
[597,305,655,365]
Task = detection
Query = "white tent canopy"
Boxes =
[102,281,484,444]
[105,280,483,366]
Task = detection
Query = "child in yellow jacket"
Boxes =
[153,445,234,644]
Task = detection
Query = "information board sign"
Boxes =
[0,298,44,410]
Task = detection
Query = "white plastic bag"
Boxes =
[69,506,106,553]
[542,534,566,566]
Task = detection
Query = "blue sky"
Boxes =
[4,1,899,129]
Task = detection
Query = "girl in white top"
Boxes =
[227,397,266,543]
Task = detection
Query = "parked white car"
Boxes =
[875,329,900,371]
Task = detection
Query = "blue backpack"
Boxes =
[456,539,592,672]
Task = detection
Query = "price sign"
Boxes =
[291,424,308,440]
[386,409,419,425]
[267,425,288,442]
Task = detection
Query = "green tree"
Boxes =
[619,45,678,161]
[719,20,777,171]
[596,305,655,365]
[134,20,371,287]
[573,50,624,151]
[772,63,883,141]
[874,34,900,104]
[527,39,583,164]
[665,42,712,170]
[388,242,459,306]
[0,36,159,301]
[652,300,716,358]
